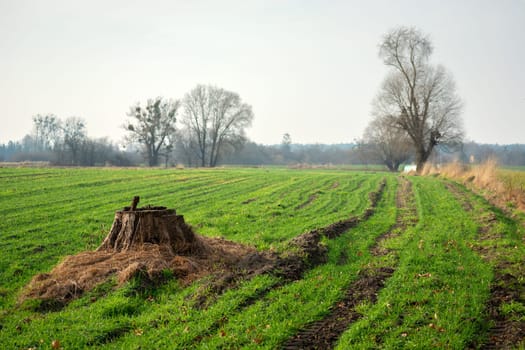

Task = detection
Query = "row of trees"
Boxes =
[125,84,254,167]
[0,114,137,166]
[0,85,254,167]
[4,130,525,168]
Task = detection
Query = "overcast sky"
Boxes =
[1,0,524,145]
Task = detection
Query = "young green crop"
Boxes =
[1,168,523,348]
[0,167,386,348]
[192,176,397,349]
[0,168,373,300]
[336,176,494,349]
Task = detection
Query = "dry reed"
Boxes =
[421,158,525,212]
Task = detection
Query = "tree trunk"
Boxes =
[149,150,158,167]
[415,146,432,173]
[415,152,425,173]
[97,197,201,255]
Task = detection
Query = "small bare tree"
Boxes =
[363,115,413,171]
[125,97,180,167]
[32,114,61,151]
[373,26,463,172]
[62,117,87,165]
[182,85,253,167]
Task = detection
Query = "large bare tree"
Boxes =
[182,85,253,167]
[373,26,463,172]
[125,97,180,166]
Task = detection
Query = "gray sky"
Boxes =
[1,0,524,145]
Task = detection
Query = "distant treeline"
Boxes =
[1,136,524,168]
[461,142,525,166]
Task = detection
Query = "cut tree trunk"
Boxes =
[97,197,203,255]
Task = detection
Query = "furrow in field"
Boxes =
[191,177,393,349]
[292,177,346,211]
[445,182,525,349]
[335,177,494,349]
[282,177,417,349]
[187,177,388,310]
[307,177,368,222]
[0,170,57,180]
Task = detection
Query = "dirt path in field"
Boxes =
[282,177,417,350]
[445,182,525,349]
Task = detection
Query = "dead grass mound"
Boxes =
[21,235,263,309]
[21,195,327,310]
[20,198,270,309]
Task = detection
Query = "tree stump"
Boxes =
[97,196,202,255]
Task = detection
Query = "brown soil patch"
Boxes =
[295,193,319,210]
[321,217,360,239]
[480,273,525,349]
[445,182,473,212]
[241,197,258,205]
[190,229,328,309]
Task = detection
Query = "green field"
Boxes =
[0,167,524,349]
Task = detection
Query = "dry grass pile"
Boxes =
[422,159,525,212]
[21,235,262,307]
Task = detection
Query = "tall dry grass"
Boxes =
[421,158,525,212]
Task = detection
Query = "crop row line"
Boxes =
[283,176,418,349]
[445,181,525,349]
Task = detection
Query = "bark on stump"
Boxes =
[97,197,200,255]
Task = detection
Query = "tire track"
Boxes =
[185,179,388,346]
[190,179,387,308]
[282,177,417,349]
[445,182,525,349]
